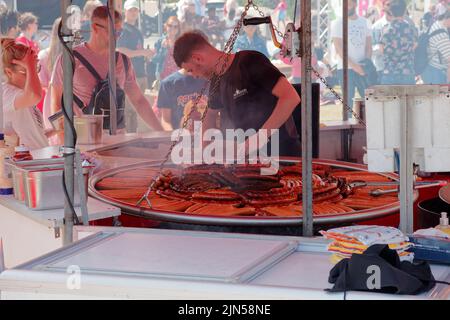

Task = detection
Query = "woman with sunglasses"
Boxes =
[152,16,182,83]
[1,39,49,149]
[148,16,183,120]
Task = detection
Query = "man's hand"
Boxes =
[352,63,365,76]
[236,135,260,162]
[140,48,154,58]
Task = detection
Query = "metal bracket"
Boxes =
[75,150,89,226]
[54,227,61,239]
[62,35,75,43]
[59,146,76,156]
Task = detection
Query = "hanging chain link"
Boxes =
[311,67,366,126]
[137,0,366,207]
[136,0,253,207]
[250,2,366,127]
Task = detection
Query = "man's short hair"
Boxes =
[91,5,122,22]
[387,0,407,17]
[173,30,210,68]
[0,10,18,36]
[437,9,450,21]
[83,0,103,19]
[18,12,38,31]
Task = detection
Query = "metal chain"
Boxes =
[311,67,366,126]
[137,0,366,207]
[136,0,253,207]
[250,2,365,126]
[251,1,286,40]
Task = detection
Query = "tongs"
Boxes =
[349,180,448,197]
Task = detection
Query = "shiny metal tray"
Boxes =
[25,168,82,210]
[7,159,93,210]
[6,159,65,202]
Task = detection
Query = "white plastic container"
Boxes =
[365,85,450,172]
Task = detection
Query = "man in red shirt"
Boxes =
[16,12,40,54]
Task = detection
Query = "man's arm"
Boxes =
[50,84,63,116]
[116,47,154,59]
[260,76,300,135]
[160,109,174,131]
[125,81,164,131]
[333,37,365,75]
[365,35,373,59]
[50,84,83,116]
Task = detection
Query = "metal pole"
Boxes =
[158,0,163,37]
[61,0,75,246]
[0,23,4,133]
[301,0,313,237]
[108,0,117,135]
[342,0,348,119]
[341,0,350,161]
[138,0,142,29]
[399,92,414,234]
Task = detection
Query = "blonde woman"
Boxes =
[1,39,48,149]
[153,16,183,81]
[39,17,63,135]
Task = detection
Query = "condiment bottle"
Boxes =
[13,145,33,162]
[436,212,450,236]
[0,133,14,195]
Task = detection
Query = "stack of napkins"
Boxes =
[320,225,414,263]
[408,228,450,265]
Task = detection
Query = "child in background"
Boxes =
[1,39,49,150]
[273,0,287,31]
[16,12,40,53]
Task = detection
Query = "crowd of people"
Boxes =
[0,0,448,154]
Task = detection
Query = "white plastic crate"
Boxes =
[365,85,450,172]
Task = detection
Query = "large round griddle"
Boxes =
[439,185,450,205]
[88,159,418,227]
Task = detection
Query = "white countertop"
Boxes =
[1,227,448,300]
[0,195,120,229]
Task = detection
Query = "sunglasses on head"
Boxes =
[2,40,31,59]
[14,64,41,74]
[94,23,123,37]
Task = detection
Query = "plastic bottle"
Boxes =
[12,145,33,162]
[436,212,450,236]
[0,133,14,195]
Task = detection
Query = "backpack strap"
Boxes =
[73,94,85,110]
[119,52,129,77]
[73,50,103,82]
[428,28,448,39]
[428,28,447,38]
[71,50,129,110]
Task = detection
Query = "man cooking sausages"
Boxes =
[172,31,301,158]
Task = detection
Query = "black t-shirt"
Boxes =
[117,22,146,78]
[209,51,300,156]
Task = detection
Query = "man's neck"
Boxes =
[125,19,137,26]
[349,14,358,20]
[214,51,235,76]
[86,40,108,55]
